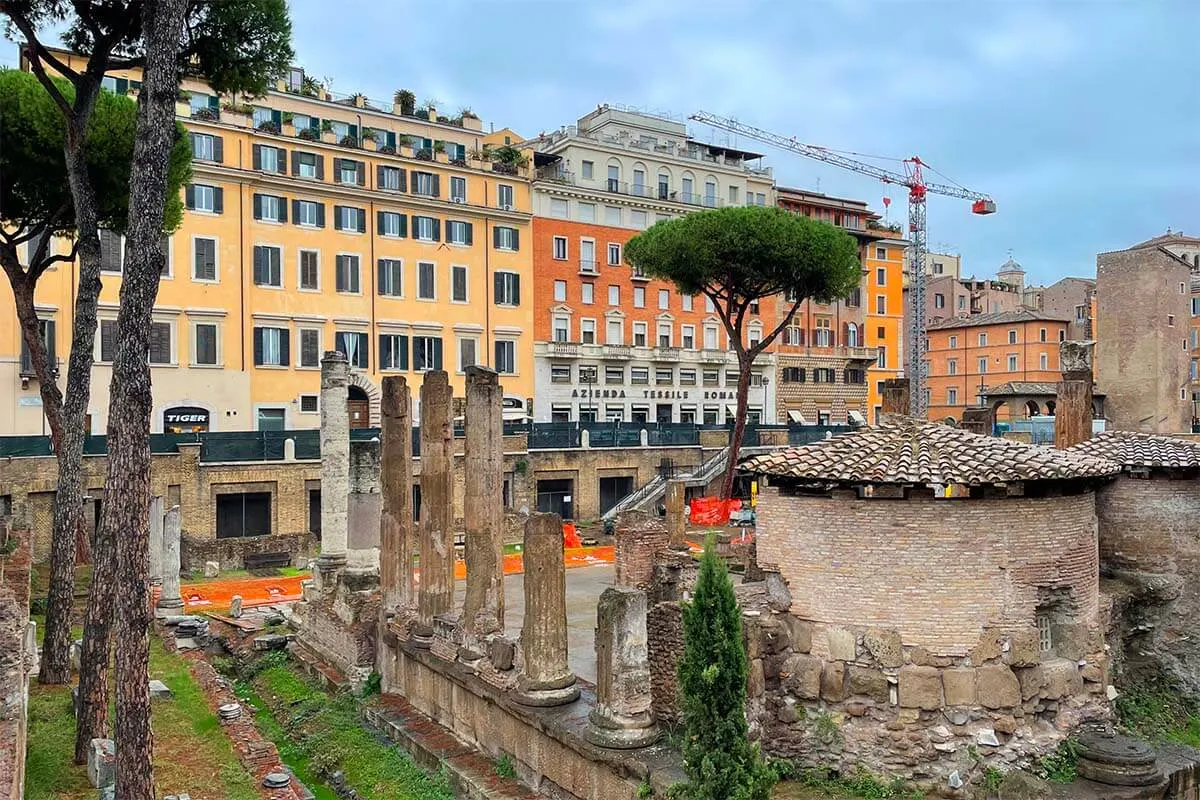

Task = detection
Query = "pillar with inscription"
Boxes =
[1056,340,1096,450]
[585,585,660,748]
[318,351,350,577]
[415,370,454,644]
[154,505,183,617]
[461,366,505,644]
[881,378,910,418]
[512,512,580,706]
[379,375,414,612]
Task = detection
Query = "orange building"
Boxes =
[925,310,1069,422]
[864,231,907,423]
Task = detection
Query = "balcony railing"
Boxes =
[548,341,579,357]
[579,259,599,275]
[652,346,682,362]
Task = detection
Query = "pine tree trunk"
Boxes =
[72,506,115,763]
[108,4,189,796]
[721,352,754,500]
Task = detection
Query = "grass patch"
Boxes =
[772,766,925,800]
[181,566,309,583]
[1034,737,1081,784]
[232,657,453,800]
[25,636,258,800]
[1116,676,1200,747]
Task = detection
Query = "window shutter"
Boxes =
[398,214,407,238]
[492,226,500,249]
[432,337,443,370]
[253,327,264,366]
[464,222,473,245]
[333,158,343,178]
[359,333,369,369]
[376,165,385,189]
[398,334,409,370]
[291,199,301,223]
[493,272,502,304]
[276,147,287,174]
[512,274,521,305]
[431,175,441,198]
[253,246,264,284]
[280,329,290,366]
[356,162,365,185]
[799,328,806,346]
[252,144,262,170]
[398,168,407,192]
[336,257,345,292]
[432,218,440,242]
[315,155,324,180]
[212,136,223,163]
[842,323,848,347]
[44,320,56,365]
[279,197,288,223]
[377,258,386,290]
[377,210,386,235]
[333,206,343,231]
[213,187,224,214]
[512,228,520,251]
[185,185,195,209]
[253,194,263,220]
[291,154,300,176]
[379,334,388,368]
[357,208,366,232]
[208,95,219,111]
[316,203,326,228]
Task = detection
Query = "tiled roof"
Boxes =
[926,309,1071,330]
[743,417,1120,486]
[1069,431,1200,470]
[982,381,1106,398]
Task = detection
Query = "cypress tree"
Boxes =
[677,539,776,800]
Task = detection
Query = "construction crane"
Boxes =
[689,112,996,419]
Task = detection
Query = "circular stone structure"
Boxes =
[1075,725,1162,787]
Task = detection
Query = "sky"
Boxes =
[10,1,1198,286]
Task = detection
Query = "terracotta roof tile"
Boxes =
[743,417,1120,486]
[1069,430,1200,469]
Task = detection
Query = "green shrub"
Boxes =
[494,753,516,779]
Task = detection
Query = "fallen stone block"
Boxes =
[203,561,219,578]
[87,738,115,788]
[254,633,289,651]
[148,679,174,700]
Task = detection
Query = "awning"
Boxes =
[787,410,806,424]
[849,410,867,425]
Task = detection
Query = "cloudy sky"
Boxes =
[282,0,1197,285]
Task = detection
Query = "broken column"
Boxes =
[665,479,687,550]
[379,375,415,612]
[318,351,350,575]
[416,370,454,642]
[461,365,504,643]
[881,377,910,418]
[1056,340,1096,450]
[148,495,164,584]
[512,512,579,706]
[586,586,660,748]
[155,505,183,617]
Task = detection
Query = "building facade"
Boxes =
[864,233,908,422]
[1023,276,1096,340]
[925,310,1070,422]
[527,106,778,424]
[3,50,535,435]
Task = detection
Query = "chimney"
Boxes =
[881,378,910,419]
[1055,340,1095,449]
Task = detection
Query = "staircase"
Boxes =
[601,446,731,522]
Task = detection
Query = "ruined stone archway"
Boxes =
[346,372,381,427]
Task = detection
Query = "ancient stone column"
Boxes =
[379,376,414,611]
[318,351,350,572]
[665,479,687,550]
[513,513,579,706]
[881,378,910,418]
[1056,340,1096,450]
[416,370,455,636]
[462,366,504,641]
[586,586,660,748]
[148,495,164,584]
[155,505,183,617]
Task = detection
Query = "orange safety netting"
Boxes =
[688,496,742,525]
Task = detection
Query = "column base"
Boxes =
[584,709,661,749]
[316,552,347,571]
[154,599,184,618]
[511,673,580,707]
[410,623,434,649]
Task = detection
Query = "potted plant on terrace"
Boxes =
[298,127,319,141]
[393,88,416,116]
[361,128,379,151]
[320,119,337,144]
[281,112,296,137]
[433,140,447,162]
[395,134,414,156]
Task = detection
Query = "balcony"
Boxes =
[844,346,879,361]
[548,341,579,358]
[652,346,682,362]
[601,345,632,360]
[631,268,651,282]
[579,259,599,276]
[701,349,728,363]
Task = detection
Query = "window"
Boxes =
[608,285,620,305]
[495,340,516,374]
[577,202,595,222]
[702,370,720,387]
[681,325,695,349]
[378,258,403,297]
[704,326,718,349]
[948,335,958,349]
[552,365,572,383]
[606,319,622,345]
[633,169,646,194]
[605,206,621,225]
[449,176,466,202]
[814,318,832,347]
[605,365,623,384]
[299,328,320,367]
[978,357,988,374]
[755,192,766,206]
[335,331,369,369]
[947,388,958,405]
[550,198,568,218]
[378,165,404,191]
[875,295,886,314]
[335,254,360,293]
[413,336,443,371]
[1007,354,1018,371]
[337,158,363,185]
[494,271,521,305]
[785,326,803,346]
[634,287,645,308]
[1037,614,1053,654]
[581,160,594,179]
[876,246,886,260]
[782,367,805,383]
[553,317,569,342]
[704,180,717,206]
[682,294,693,312]
[186,183,221,213]
[413,215,439,241]
[630,367,649,385]
[192,237,217,281]
[254,193,285,223]
[553,237,568,260]
[1169,314,1177,327]
[581,283,594,305]
[603,242,621,267]
[299,394,318,414]
[957,296,966,310]
[380,333,410,371]
[253,245,282,287]
[451,265,468,302]
[497,184,514,209]
[677,368,696,386]
[682,175,694,199]
[631,209,647,229]
[606,163,620,191]
[948,359,958,375]
[457,337,476,371]
[1040,352,1049,370]
[191,132,219,162]
[658,289,670,310]
[656,322,672,348]
[194,322,218,366]
[553,280,567,302]
[412,171,439,197]
[418,262,436,300]
[876,346,887,369]
[580,319,596,344]
[293,150,321,180]
[1008,329,1018,344]
[254,326,289,367]
[378,211,405,238]
[633,322,647,347]
[935,293,945,309]
[334,205,365,233]
[578,365,598,384]
[97,318,117,362]
[494,226,518,251]
[216,492,271,537]
[845,369,865,384]
[655,368,673,386]
[729,185,739,204]
[295,199,323,227]
[148,321,172,365]
[845,323,860,347]
[298,250,319,291]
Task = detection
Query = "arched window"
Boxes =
[631,161,648,196]
[845,322,859,348]
[657,169,672,200]
[605,158,621,192]
[681,171,695,203]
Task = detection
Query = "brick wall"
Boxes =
[613,511,668,589]
[756,487,1100,656]
[0,525,34,799]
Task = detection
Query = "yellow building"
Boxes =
[864,230,908,423]
[2,50,534,434]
